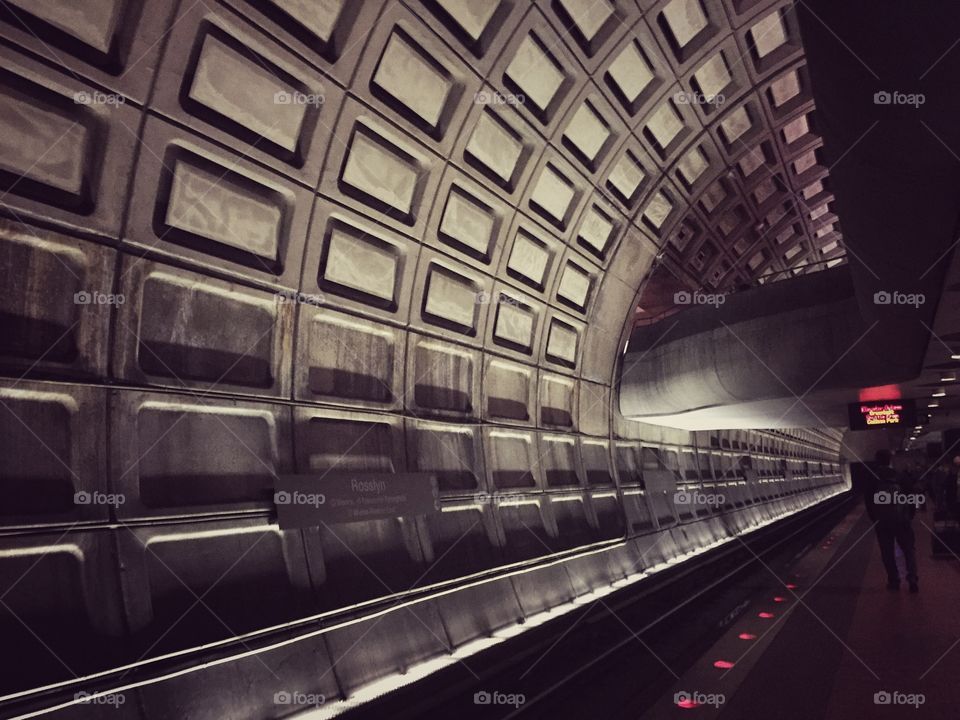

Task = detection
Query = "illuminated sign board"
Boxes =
[848,399,917,430]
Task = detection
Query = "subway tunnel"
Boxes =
[1,0,960,718]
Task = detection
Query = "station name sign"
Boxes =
[848,399,916,430]
[274,472,439,529]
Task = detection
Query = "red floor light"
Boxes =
[758,612,774,619]
[773,596,785,603]
[713,660,735,669]
[785,583,797,590]
[739,633,757,640]
[676,698,699,709]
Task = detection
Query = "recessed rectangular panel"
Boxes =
[558,0,613,42]
[412,339,474,413]
[507,230,550,290]
[135,523,305,640]
[267,0,345,44]
[438,183,497,261]
[607,40,654,105]
[0,72,95,211]
[373,28,452,130]
[582,440,613,485]
[5,0,124,55]
[557,262,592,311]
[436,0,500,41]
[164,152,284,269]
[187,30,307,154]
[485,358,532,421]
[0,221,112,376]
[541,436,579,487]
[530,164,575,225]
[738,145,767,177]
[751,10,787,58]
[321,220,399,308]
[0,387,81,517]
[546,318,579,367]
[300,415,399,473]
[563,102,610,163]
[662,0,708,48]
[646,101,684,150]
[134,404,278,509]
[607,151,646,204]
[694,51,731,98]
[541,373,575,426]
[303,311,396,403]
[494,302,536,353]
[137,272,277,388]
[410,423,481,491]
[341,125,420,218]
[676,147,708,186]
[720,105,752,145]
[505,33,565,113]
[423,264,479,334]
[769,69,801,106]
[465,110,524,186]
[488,430,537,488]
[577,205,615,258]
[643,191,673,229]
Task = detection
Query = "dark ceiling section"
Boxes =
[796,0,960,379]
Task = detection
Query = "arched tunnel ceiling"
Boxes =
[0,0,847,391]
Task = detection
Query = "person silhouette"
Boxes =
[864,449,919,592]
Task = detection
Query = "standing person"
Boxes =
[864,449,919,592]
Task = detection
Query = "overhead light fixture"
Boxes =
[942,374,957,382]
[952,354,960,360]
[933,390,946,397]
[929,402,940,408]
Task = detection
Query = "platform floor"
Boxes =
[645,504,960,719]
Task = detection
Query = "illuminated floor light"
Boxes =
[739,632,757,640]
[677,697,700,709]
[785,583,797,590]
[758,612,775,619]
[713,660,735,669]
[773,596,786,603]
